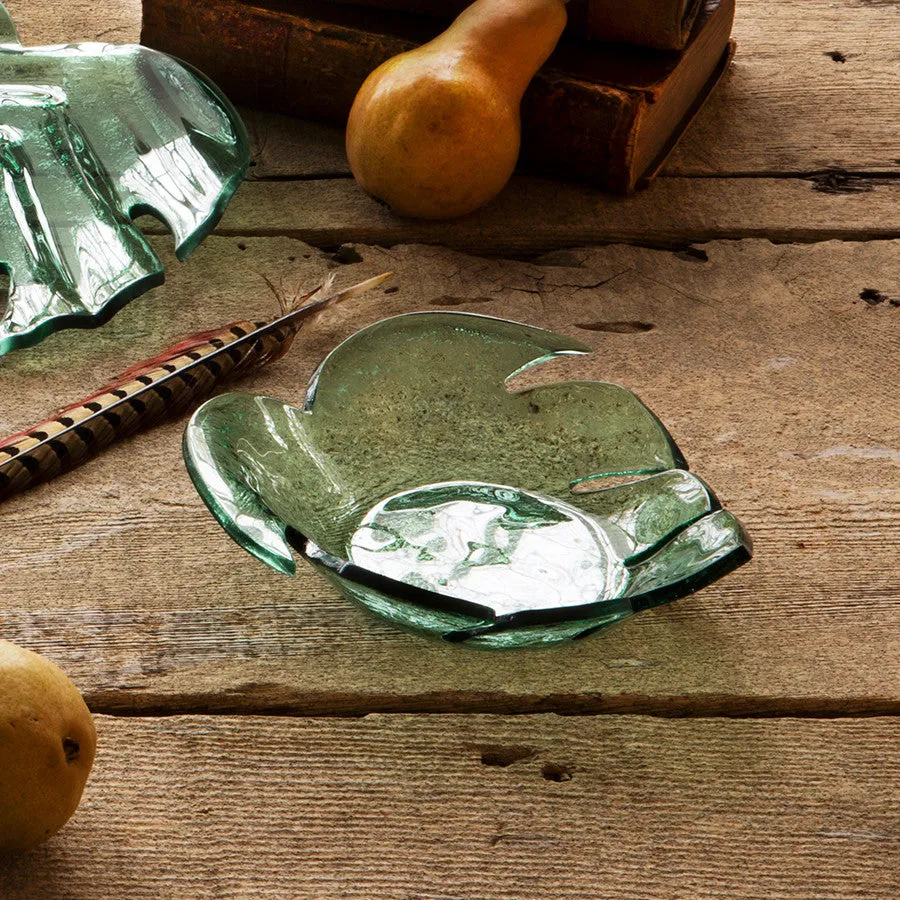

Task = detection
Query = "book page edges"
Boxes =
[633,42,736,190]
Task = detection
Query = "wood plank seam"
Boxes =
[243,171,900,184]
[83,698,900,719]
[131,177,900,254]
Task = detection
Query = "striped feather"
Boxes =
[0,272,391,502]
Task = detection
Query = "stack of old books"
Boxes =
[141,0,735,193]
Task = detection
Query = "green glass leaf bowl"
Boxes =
[0,2,249,355]
[184,312,752,649]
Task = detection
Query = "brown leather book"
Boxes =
[141,0,735,194]
[323,0,703,50]
[575,0,702,51]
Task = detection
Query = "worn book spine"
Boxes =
[577,0,702,50]
[314,0,702,50]
[141,0,734,193]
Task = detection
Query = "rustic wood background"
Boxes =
[0,0,897,897]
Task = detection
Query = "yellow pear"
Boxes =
[346,0,568,219]
[0,641,96,853]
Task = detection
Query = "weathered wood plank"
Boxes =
[0,714,897,899]
[666,0,900,175]
[5,0,897,177]
[2,0,140,45]
[202,176,900,253]
[0,237,896,715]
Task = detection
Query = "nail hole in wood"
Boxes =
[859,288,888,306]
[575,321,655,334]
[541,763,573,782]
[676,247,709,262]
[330,245,363,264]
[480,745,536,768]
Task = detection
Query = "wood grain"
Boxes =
[2,0,140,45]
[1,714,897,899]
[0,236,896,715]
[666,0,900,175]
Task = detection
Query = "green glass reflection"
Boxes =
[0,3,249,355]
[184,312,751,648]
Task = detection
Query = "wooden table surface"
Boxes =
[1,1,898,897]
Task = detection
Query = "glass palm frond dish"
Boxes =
[184,312,752,649]
[0,2,249,355]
